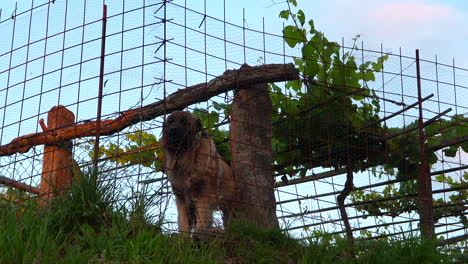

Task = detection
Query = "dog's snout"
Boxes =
[168,126,177,135]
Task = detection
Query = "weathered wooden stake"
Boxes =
[230,67,279,228]
[40,105,75,203]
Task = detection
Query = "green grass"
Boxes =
[0,170,462,263]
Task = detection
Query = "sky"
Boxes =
[272,0,464,67]
[0,0,466,237]
[301,0,468,68]
[1,0,467,66]
[111,0,468,69]
[226,0,468,68]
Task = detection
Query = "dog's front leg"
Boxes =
[175,196,191,235]
[193,194,215,234]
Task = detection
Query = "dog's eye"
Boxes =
[180,119,187,125]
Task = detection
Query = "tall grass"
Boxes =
[0,169,461,263]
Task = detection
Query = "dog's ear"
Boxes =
[195,118,203,132]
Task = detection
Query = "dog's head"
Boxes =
[163,111,203,154]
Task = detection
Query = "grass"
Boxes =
[0,170,463,263]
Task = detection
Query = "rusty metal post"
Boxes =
[415,49,435,239]
[93,5,108,172]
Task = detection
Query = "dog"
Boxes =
[162,111,237,235]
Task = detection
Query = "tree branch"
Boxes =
[0,63,299,156]
[0,175,40,194]
[337,167,355,251]
[428,134,468,152]
[437,234,468,246]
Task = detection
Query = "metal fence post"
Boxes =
[93,4,108,172]
[415,49,435,239]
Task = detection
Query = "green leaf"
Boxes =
[212,101,230,113]
[297,10,305,26]
[424,123,439,137]
[213,102,222,111]
[289,0,297,7]
[461,142,468,153]
[279,10,289,20]
[435,174,445,183]
[301,43,320,78]
[455,121,468,136]
[302,42,316,60]
[293,57,304,66]
[283,25,306,48]
[371,99,379,108]
[286,80,302,92]
[427,138,439,148]
[308,19,315,33]
[372,62,382,72]
[443,146,458,157]
[372,54,389,72]
[269,83,282,93]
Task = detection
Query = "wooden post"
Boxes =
[40,105,75,203]
[230,66,279,228]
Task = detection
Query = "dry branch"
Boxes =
[274,168,348,188]
[428,134,468,152]
[337,167,355,248]
[0,63,299,156]
[0,175,40,194]
[437,234,468,246]
[385,108,451,141]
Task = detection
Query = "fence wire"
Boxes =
[0,0,466,247]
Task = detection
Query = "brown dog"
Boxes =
[162,111,236,235]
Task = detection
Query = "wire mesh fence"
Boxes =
[0,0,466,248]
